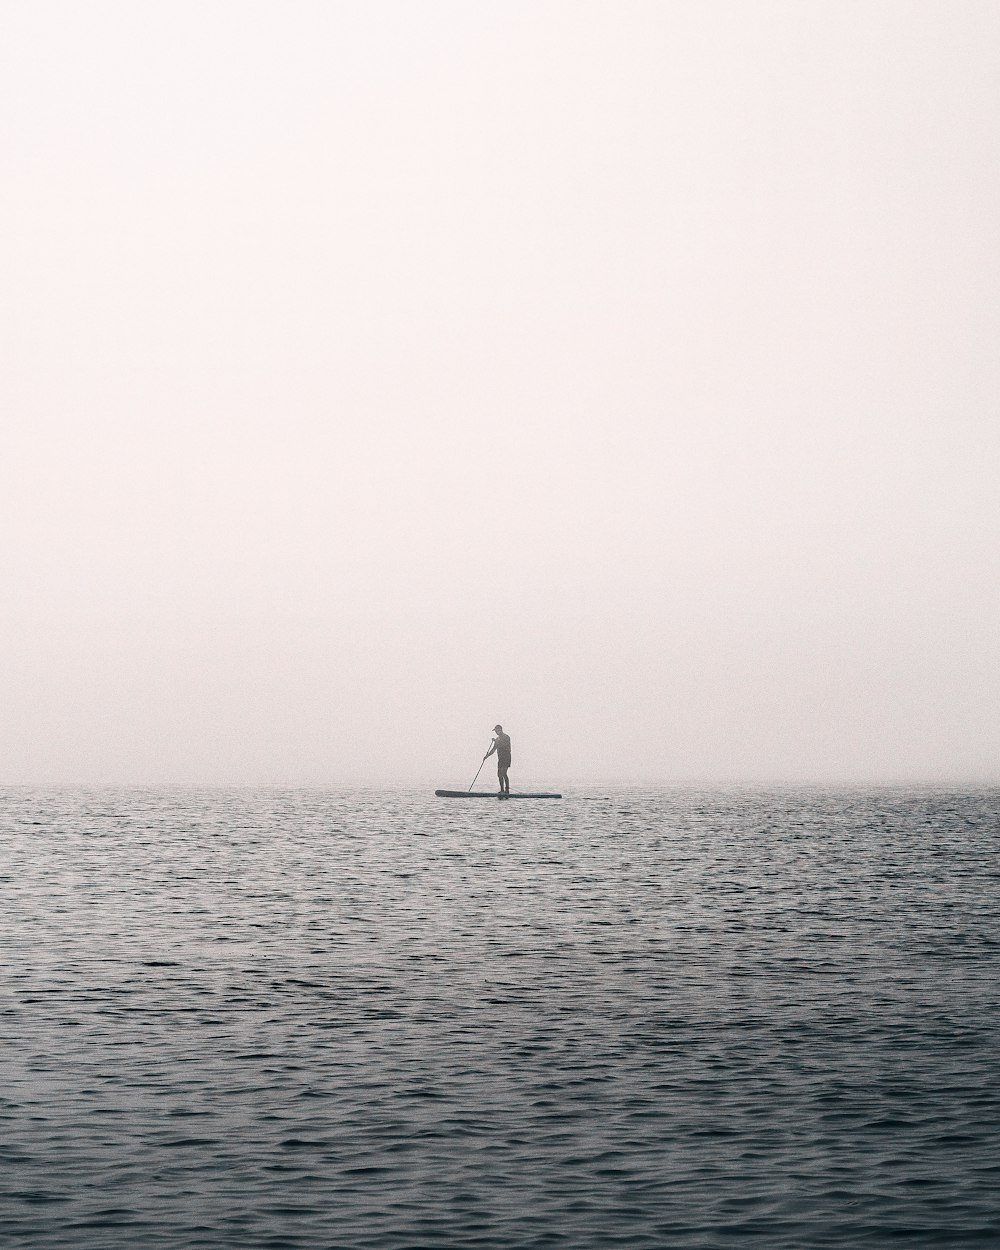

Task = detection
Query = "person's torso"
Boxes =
[495,732,511,760]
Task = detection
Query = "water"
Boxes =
[2,787,998,1248]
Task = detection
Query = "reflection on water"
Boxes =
[2,787,999,1248]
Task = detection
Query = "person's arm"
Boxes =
[483,739,497,759]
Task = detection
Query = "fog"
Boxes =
[3,2,998,785]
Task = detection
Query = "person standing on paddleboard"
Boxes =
[484,725,511,795]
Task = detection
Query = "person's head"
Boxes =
[494,724,503,734]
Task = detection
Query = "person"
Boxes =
[484,724,511,795]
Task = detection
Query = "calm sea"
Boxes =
[2,787,998,1248]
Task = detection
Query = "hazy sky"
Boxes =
[3,1,999,785]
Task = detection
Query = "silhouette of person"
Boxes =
[484,724,511,795]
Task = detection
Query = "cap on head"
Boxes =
[494,724,503,732]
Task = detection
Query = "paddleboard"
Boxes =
[435,790,562,799]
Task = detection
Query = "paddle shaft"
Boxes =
[467,741,494,792]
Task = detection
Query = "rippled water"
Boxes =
[1,787,999,1247]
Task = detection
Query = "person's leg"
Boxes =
[500,763,510,794]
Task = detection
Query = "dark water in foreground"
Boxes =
[2,787,999,1248]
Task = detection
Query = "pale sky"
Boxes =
[2,1,999,785]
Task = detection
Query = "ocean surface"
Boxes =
[2,786,998,1248]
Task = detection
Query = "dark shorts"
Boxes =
[497,755,511,769]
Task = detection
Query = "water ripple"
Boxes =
[0,786,998,1247]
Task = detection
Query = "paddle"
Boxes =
[467,742,494,792]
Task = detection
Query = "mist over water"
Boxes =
[3,786,999,1248]
[3,1,1000,786]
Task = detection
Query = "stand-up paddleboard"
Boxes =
[435,790,562,800]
